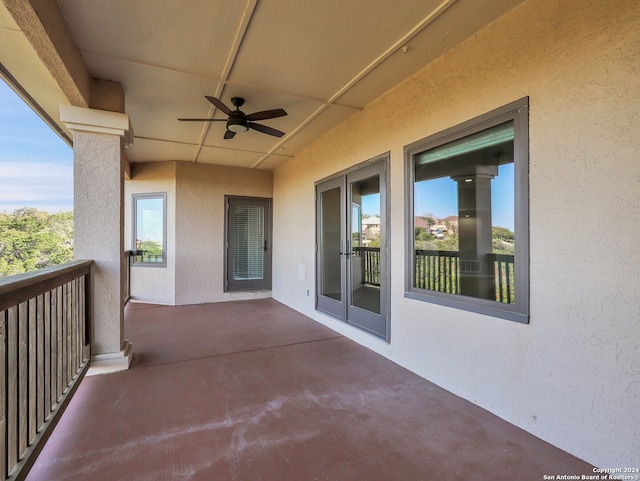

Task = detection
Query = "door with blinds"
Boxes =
[225,196,272,291]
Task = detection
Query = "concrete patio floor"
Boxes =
[25,299,593,480]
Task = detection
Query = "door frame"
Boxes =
[224,195,272,292]
[315,153,390,341]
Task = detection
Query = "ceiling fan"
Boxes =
[178,96,287,139]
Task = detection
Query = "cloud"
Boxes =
[0,160,73,212]
[0,80,74,213]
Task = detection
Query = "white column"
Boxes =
[60,105,133,374]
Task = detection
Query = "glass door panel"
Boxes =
[346,164,386,338]
[349,175,380,314]
[316,177,345,318]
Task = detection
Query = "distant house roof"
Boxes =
[362,216,380,226]
[414,217,429,229]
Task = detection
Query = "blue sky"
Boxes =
[414,163,515,230]
[0,80,74,213]
[360,164,515,231]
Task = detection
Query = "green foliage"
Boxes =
[415,226,459,251]
[415,223,515,254]
[0,208,73,277]
[136,239,163,256]
[492,226,515,255]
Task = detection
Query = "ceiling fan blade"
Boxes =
[246,108,287,122]
[205,95,232,116]
[178,118,226,121]
[248,122,285,138]
[223,129,236,140]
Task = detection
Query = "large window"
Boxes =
[132,193,166,266]
[405,98,529,323]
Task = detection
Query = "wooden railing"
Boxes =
[353,247,515,303]
[492,253,515,304]
[0,260,92,480]
[415,250,461,294]
[352,247,381,286]
[415,250,515,303]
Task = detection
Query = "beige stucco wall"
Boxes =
[125,161,177,304]
[174,162,273,305]
[272,0,639,468]
[126,161,273,305]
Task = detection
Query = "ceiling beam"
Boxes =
[1,0,91,107]
[191,0,258,163]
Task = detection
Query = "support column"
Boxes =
[453,169,497,300]
[60,105,133,374]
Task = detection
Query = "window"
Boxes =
[132,193,166,266]
[225,196,272,291]
[405,98,529,323]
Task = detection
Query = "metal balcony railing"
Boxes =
[0,260,92,480]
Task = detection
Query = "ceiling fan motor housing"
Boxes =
[227,112,249,132]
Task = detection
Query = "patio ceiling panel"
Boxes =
[272,103,360,161]
[227,0,450,105]
[1,0,527,170]
[195,144,281,169]
[127,137,201,164]
[337,0,526,107]
[77,54,219,155]
[56,0,243,78]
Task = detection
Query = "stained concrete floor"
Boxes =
[26,299,593,481]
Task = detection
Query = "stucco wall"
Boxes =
[125,161,177,304]
[74,130,124,355]
[174,162,273,305]
[272,0,639,468]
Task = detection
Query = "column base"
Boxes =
[87,340,133,376]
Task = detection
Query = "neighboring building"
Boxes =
[362,216,380,243]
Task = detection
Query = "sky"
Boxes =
[0,80,74,213]
[415,163,515,231]
[359,163,515,231]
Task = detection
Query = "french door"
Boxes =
[316,159,388,339]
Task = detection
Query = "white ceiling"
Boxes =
[8,0,525,170]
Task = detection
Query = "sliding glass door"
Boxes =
[316,159,388,339]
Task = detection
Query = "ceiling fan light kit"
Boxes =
[179,96,287,139]
[227,117,249,133]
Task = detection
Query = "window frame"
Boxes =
[404,98,529,323]
[131,192,167,267]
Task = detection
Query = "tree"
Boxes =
[0,208,74,277]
